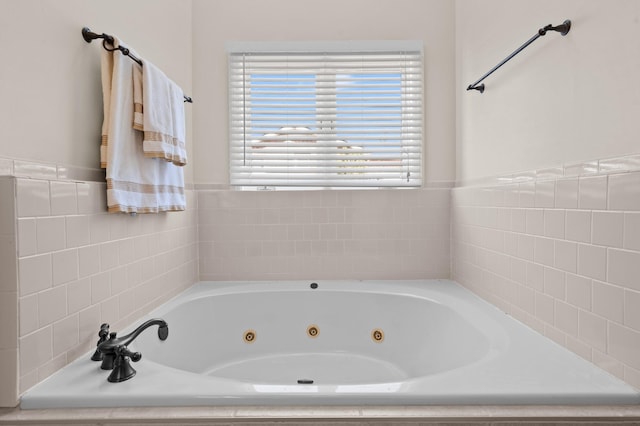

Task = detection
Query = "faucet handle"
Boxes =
[117,345,142,362]
[90,323,111,361]
[98,323,110,339]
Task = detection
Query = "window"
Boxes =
[228,43,423,188]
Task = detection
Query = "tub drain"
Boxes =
[371,328,384,343]
[243,329,256,343]
[306,325,319,338]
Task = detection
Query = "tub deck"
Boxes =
[20,280,640,409]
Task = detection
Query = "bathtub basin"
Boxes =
[21,279,640,408]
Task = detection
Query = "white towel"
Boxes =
[139,60,187,166]
[100,36,185,213]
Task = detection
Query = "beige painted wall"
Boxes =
[192,0,456,185]
[456,0,640,182]
[0,0,194,183]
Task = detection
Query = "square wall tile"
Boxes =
[76,182,91,214]
[18,254,52,296]
[535,180,555,208]
[609,172,640,211]
[534,237,554,266]
[554,240,577,273]
[577,244,607,281]
[554,300,578,336]
[526,262,544,292]
[77,245,100,278]
[65,215,90,248]
[52,249,78,286]
[535,292,555,324]
[91,272,111,304]
[544,209,565,239]
[592,211,624,248]
[37,286,67,326]
[511,209,526,233]
[50,181,78,216]
[543,267,565,300]
[16,179,50,218]
[516,284,535,314]
[592,280,624,323]
[578,310,607,352]
[79,182,107,215]
[100,241,119,271]
[517,234,534,260]
[19,326,52,376]
[608,248,640,291]
[67,278,91,314]
[36,217,66,253]
[578,175,607,210]
[566,273,591,310]
[518,182,535,207]
[565,210,591,243]
[89,214,110,244]
[525,209,544,235]
[555,178,579,209]
[52,315,79,357]
[78,305,100,344]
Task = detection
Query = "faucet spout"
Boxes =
[98,319,168,358]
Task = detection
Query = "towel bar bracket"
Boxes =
[539,20,571,36]
[82,27,111,44]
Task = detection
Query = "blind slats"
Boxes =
[229,49,423,188]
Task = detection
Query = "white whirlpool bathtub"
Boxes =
[21,280,640,408]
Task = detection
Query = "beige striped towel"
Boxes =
[133,59,187,166]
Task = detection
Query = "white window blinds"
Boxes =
[228,47,423,188]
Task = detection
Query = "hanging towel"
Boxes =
[100,36,185,214]
[139,60,187,166]
[132,65,144,131]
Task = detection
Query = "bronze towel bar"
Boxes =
[466,20,571,93]
[82,27,193,103]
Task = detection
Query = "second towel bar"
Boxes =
[467,20,571,93]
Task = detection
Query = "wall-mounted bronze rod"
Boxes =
[467,20,571,93]
[82,27,193,103]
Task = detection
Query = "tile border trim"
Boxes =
[457,152,640,188]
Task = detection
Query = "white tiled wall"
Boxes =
[198,189,451,281]
[0,176,198,405]
[452,159,640,389]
